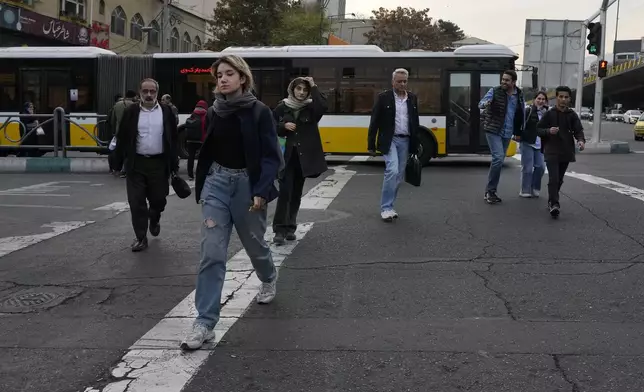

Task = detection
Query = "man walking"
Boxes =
[479,70,525,204]
[161,94,179,124]
[113,79,179,251]
[368,68,420,222]
[536,85,585,218]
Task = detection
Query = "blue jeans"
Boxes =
[195,162,276,329]
[520,142,545,194]
[485,132,511,193]
[381,135,410,212]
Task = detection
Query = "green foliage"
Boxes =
[205,0,290,50]
[270,4,332,45]
[364,7,467,51]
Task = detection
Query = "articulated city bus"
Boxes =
[0,44,521,164]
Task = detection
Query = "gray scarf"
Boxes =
[213,90,257,117]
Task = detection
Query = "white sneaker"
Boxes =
[380,210,394,222]
[257,269,278,304]
[180,323,216,350]
[390,209,399,218]
[519,192,532,198]
[532,190,540,197]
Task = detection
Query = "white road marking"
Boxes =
[0,181,91,197]
[88,167,356,392]
[299,165,357,209]
[0,221,94,258]
[565,171,644,202]
[513,154,644,202]
[0,204,83,210]
[349,156,370,162]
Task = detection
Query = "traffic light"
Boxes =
[598,60,608,78]
[586,22,602,55]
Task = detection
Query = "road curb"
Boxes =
[0,157,108,173]
[582,141,631,154]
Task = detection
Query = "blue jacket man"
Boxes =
[479,70,525,204]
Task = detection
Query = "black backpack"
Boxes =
[184,114,203,141]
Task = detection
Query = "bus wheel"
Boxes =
[178,132,189,159]
[418,130,435,166]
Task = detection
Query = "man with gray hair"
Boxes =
[113,79,180,251]
[368,68,420,222]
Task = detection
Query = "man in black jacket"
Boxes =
[114,78,180,251]
[536,85,585,218]
[368,68,420,222]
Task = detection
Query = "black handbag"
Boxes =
[404,154,422,187]
[171,173,192,199]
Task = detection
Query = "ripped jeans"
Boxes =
[194,162,276,330]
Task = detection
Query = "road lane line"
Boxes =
[93,180,196,214]
[0,204,83,209]
[565,171,644,202]
[0,221,94,258]
[86,166,357,392]
[513,154,644,202]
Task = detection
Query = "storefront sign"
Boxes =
[180,67,211,74]
[0,3,89,45]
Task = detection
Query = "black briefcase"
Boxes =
[171,173,192,199]
[404,154,422,187]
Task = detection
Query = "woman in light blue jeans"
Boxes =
[517,91,548,197]
[180,55,282,351]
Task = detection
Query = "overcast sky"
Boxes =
[345,0,643,62]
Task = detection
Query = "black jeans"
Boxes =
[546,160,569,205]
[126,155,169,240]
[187,142,201,178]
[272,152,306,235]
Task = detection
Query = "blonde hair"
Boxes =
[211,55,254,93]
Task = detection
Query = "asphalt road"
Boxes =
[584,119,640,147]
[2,155,644,392]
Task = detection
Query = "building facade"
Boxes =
[0,0,210,53]
[330,18,374,44]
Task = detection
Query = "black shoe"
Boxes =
[131,237,148,252]
[548,202,560,218]
[149,219,161,237]
[273,233,286,245]
[484,191,502,204]
[285,232,296,241]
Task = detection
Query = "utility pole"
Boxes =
[161,0,170,52]
[574,23,587,115]
[591,0,609,144]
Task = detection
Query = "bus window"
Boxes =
[0,72,17,112]
[45,70,71,112]
[74,68,93,112]
[257,70,283,109]
[410,66,442,115]
[337,61,388,114]
[21,71,41,111]
[292,59,337,113]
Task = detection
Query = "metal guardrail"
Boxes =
[0,108,109,158]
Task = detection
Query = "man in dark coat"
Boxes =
[113,78,179,251]
[536,85,585,218]
[367,68,420,222]
[272,76,328,244]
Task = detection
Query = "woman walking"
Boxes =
[516,91,548,197]
[272,76,328,244]
[181,55,282,350]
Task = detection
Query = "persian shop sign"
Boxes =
[180,67,211,74]
[0,4,90,45]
